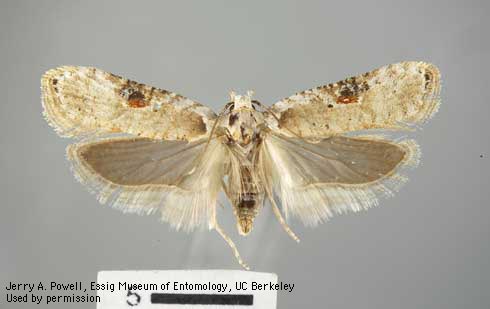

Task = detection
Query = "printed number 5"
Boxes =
[127,290,141,306]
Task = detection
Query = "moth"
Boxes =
[41,62,440,269]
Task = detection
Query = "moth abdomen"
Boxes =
[227,165,265,236]
[234,191,264,236]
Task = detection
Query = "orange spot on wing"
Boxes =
[128,98,149,108]
[336,95,359,104]
[127,91,149,108]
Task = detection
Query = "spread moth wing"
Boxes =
[42,66,216,141]
[261,133,420,225]
[67,137,227,231]
[270,61,440,138]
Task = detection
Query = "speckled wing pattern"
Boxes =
[41,62,442,258]
[42,66,216,140]
[263,61,440,225]
[41,67,223,231]
[269,62,440,138]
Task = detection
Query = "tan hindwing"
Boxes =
[261,133,420,225]
[67,137,227,231]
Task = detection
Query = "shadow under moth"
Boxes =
[41,61,441,269]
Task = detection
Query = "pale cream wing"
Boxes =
[68,137,227,231]
[260,133,420,225]
[269,61,441,138]
[42,66,216,141]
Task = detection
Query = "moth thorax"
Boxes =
[227,111,256,146]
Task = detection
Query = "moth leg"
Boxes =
[214,201,249,270]
[267,191,301,243]
[214,220,250,270]
[220,179,232,204]
[201,104,228,157]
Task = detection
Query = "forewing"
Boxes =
[42,66,216,140]
[68,137,227,231]
[270,61,440,138]
[261,133,420,225]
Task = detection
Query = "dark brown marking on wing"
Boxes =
[128,91,149,108]
[332,76,370,104]
[107,72,124,82]
[52,78,58,93]
[340,87,354,97]
[424,72,432,90]
[338,77,369,95]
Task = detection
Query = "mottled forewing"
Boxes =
[42,66,216,140]
[262,133,420,225]
[270,62,440,138]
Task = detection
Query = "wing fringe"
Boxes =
[41,67,77,138]
[66,137,225,231]
[264,136,420,226]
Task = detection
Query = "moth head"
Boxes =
[229,90,254,110]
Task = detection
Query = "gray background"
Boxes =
[1,0,489,308]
